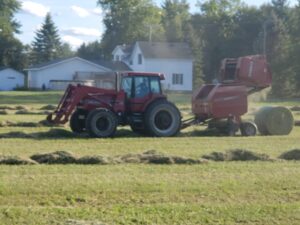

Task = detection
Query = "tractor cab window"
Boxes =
[121,77,133,98]
[149,77,161,94]
[134,77,150,98]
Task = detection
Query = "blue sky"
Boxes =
[15,0,297,49]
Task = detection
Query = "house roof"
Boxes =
[137,41,193,59]
[27,57,131,71]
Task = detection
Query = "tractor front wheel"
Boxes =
[86,109,118,138]
[145,100,181,137]
[240,122,257,136]
[70,110,86,133]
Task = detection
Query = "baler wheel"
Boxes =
[86,109,118,138]
[70,110,86,133]
[240,122,257,136]
[145,100,181,137]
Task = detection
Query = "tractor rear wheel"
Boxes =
[70,110,86,133]
[145,100,181,137]
[240,122,257,136]
[86,109,118,138]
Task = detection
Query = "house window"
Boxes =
[138,54,142,64]
[172,73,183,85]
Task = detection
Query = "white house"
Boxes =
[112,41,193,91]
[26,57,130,90]
[0,67,24,91]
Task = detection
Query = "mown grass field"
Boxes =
[0,91,299,225]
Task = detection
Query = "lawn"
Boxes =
[0,91,299,225]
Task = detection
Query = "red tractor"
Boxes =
[47,72,181,137]
[47,55,272,138]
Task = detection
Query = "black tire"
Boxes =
[240,122,257,136]
[70,110,86,133]
[145,100,181,137]
[85,109,118,138]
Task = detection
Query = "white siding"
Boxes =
[112,47,125,61]
[0,69,24,91]
[128,44,146,72]
[144,59,193,91]
[28,58,110,89]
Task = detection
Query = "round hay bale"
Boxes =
[279,149,300,160]
[255,106,294,135]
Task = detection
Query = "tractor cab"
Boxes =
[119,72,166,113]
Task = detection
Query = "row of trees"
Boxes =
[1,0,300,97]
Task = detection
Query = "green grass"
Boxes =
[0,91,299,225]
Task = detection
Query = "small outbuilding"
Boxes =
[0,67,25,91]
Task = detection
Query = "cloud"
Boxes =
[92,8,103,16]
[61,27,101,37]
[62,35,84,49]
[20,1,50,17]
[71,5,90,18]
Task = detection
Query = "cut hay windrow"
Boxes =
[0,110,9,115]
[254,106,294,135]
[40,105,57,110]
[0,120,61,128]
[279,149,300,160]
[290,106,300,111]
[0,156,37,165]
[295,121,300,126]
[15,110,51,115]
[202,149,271,161]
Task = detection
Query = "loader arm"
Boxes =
[47,84,109,124]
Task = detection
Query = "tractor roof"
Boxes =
[121,72,165,80]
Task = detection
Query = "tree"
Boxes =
[97,0,164,57]
[30,13,62,64]
[161,0,190,42]
[0,0,27,70]
[77,41,104,60]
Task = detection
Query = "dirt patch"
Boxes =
[202,149,270,161]
[40,105,56,110]
[279,149,300,160]
[0,156,37,165]
[290,106,300,111]
[31,151,77,164]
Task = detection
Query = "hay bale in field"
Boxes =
[202,149,270,161]
[0,110,9,115]
[40,105,56,110]
[290,106,300,111]
[255,106,294,135]
[76,155,112,165]
[279,149,300,160]
[0,156,37,165]
[30,151,77,164]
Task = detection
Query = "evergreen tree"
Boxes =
[30,13,62,64]
[77,41,104,60]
